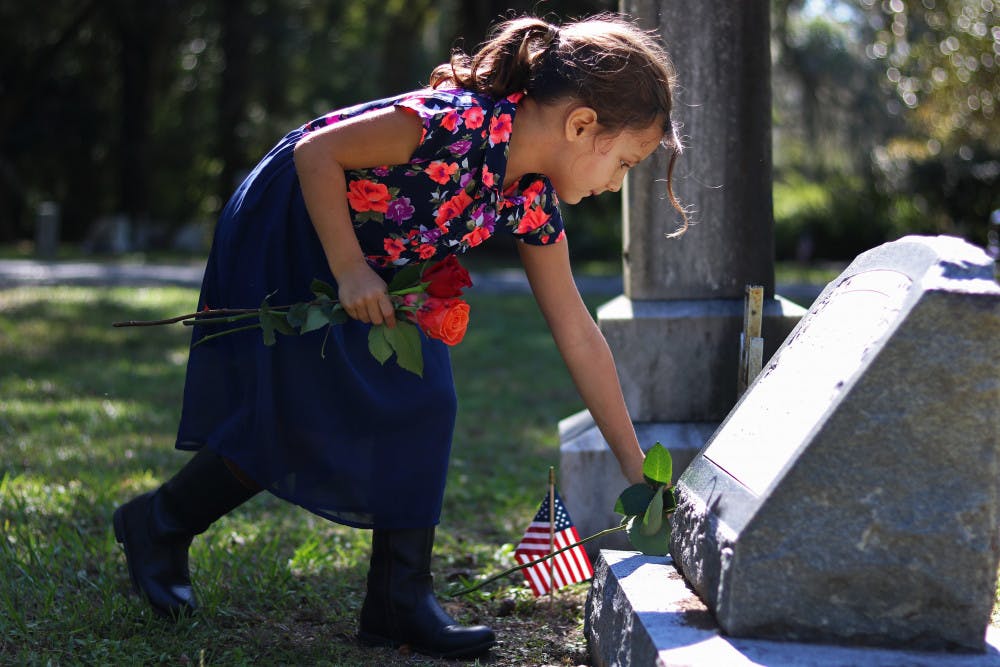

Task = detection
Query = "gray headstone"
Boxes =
[670,235,1000,651]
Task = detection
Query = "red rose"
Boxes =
[414,297,470,346]
[421,255,472,297]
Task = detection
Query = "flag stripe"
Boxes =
[514,491,594,597]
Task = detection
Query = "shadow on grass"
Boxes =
[0,286,596,665]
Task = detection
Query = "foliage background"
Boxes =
[0,0,998,261]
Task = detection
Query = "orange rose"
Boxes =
[440,110,461,131]
[434,190,473,228]
[347,179,391,213]
[462,106,485,129]
[426,161,459,185]
[516,206,550,234]
[384,237,405,260]
[462,226,491,248]
[522,179,545,206]
[414,297,470,346]
[489,113,513,145]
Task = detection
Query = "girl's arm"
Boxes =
[517,240,646,485]
[293,107,423,327]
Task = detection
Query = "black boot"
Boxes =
[113,448,260,618]
[358,527,495,659]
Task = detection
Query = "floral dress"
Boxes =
[175,88,565,529]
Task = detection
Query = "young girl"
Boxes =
[113,13,685,660]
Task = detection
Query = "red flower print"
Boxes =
[462,106,484,130]
[482,165,495,188]
[384,237,405,261]
[434,190,473,229]
[425,161,459,185]
[347,179,391,213]
[422,255,473,297]
[516,206,550,234]
[413,297,470,346]
[416,243,437,260]
[440,110,461,131]
[506,92,525,104]
[462,226,491,248]
[522,179,545,206]
[489,113,513,145]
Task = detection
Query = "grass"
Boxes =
[2,283,997,664]
[0,286,594,666]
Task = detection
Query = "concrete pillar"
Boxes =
[560,0,806,553]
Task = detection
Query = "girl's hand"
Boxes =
[623,454,646,486]
[335,261,396,327]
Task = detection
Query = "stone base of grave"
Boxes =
[585,550,1000,667]
[558,411,712,557]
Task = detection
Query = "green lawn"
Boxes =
[0,286,593,666]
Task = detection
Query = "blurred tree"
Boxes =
[107,0,185,232]
[0,0,105,241]
[855,0,999,242]
[856,0,998,150]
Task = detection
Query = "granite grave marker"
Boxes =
[670,235,1000,651]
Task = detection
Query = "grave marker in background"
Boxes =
[559,0,806,554]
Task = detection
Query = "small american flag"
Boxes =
[514,490,593,596]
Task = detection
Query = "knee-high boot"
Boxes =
[358,527,495,659]
[112,447,260,618]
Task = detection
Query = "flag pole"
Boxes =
[548,466,556,602]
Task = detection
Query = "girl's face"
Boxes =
[546,115,664,206]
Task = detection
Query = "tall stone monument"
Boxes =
[671,235,1000,651]
[560,0,805,549]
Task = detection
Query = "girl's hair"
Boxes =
[430,14,689,236]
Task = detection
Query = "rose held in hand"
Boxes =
[421,254,473,298]
[116,255,475,377]
[413,297,469,346]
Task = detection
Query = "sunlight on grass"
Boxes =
[0,285,593,665]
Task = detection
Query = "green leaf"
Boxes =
[663,487,678,514]
[625,515,671,556]
[323,302,349,326]
[310,279,337,299]
[642,442,673,486]
[641,487,664,536]
[384,320,423,377]
[286,303,309,328]
[368,325,393,364]
[260,311,294,346]
[300,304,330,334]
[387,263,425,293]
[614,483,656,516]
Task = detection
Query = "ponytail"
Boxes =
[430,17,560,99]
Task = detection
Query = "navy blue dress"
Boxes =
[175,88,565,529]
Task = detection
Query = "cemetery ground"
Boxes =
[2,277,998,664]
